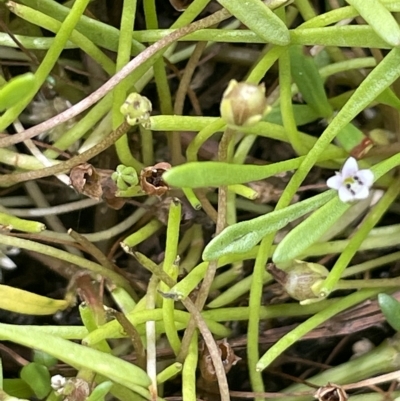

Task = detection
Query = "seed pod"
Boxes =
[220,80,269,127]
[267,261,328,303]
[140,162,171,196]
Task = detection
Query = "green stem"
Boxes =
[122,219,164,248]
[139,125,154,166]
[248,234,274,398]
[150,116,345,156]
[145,274,158,393]
[179,224,204,272]
[181,331,198,401]
[156,362,183,385]
[0,0,92,132]
[144,0,180,165]
[113,0,142,170]
[161,200,182,356]
[9,2,115,75]
[279,46,307,155]
[45,95,112,158]
[257,287,388,371]
[18,0,145,54]
[0,212,45,233]
[186,118,226,161]
[343,251,400,278]
[336,278,400,289]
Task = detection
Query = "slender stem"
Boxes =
[145,275,158,398]
[248,234,274,399]
[122,219,164,248]
[336,278,400,289]
[279,46,307,155]
[174,41,207,116]
[257,287,388,371]
[113,0,142,170]
[9,2,115,75]
[181,331,198,401]
[0,0,92,132]
[178,127,234,362]
[130,251,230,401]
[161,199,182,356]
[143,0,179,165]
[6,198,101,218]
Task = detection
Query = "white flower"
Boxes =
[327,157,374,203]
[51,375,66,392]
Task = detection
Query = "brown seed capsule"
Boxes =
[139,162,171,196]
[267,261,329,303]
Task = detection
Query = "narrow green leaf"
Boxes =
[378,293,400,331]
[217,0,290,45]
[289,45,333,118]
[0,324,151,390]
[20,363,50,399]
[203,191,335,261]
[273,197,350,264]
[86,382,113,401]
[163,159,304,188]
[0,73,36,112]
[346,0,400,46]
[335,123,373,157]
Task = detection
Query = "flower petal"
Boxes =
[354,186,370,200]
[357,169,374,187]
[341,157,359,177]
[338,186,355,203]
[326,174,343,190]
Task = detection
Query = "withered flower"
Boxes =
[70,163,104,200]
[140,162,171,196]
[70,163,126,209]
[199,339,241,382]
[315,383,348,401]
